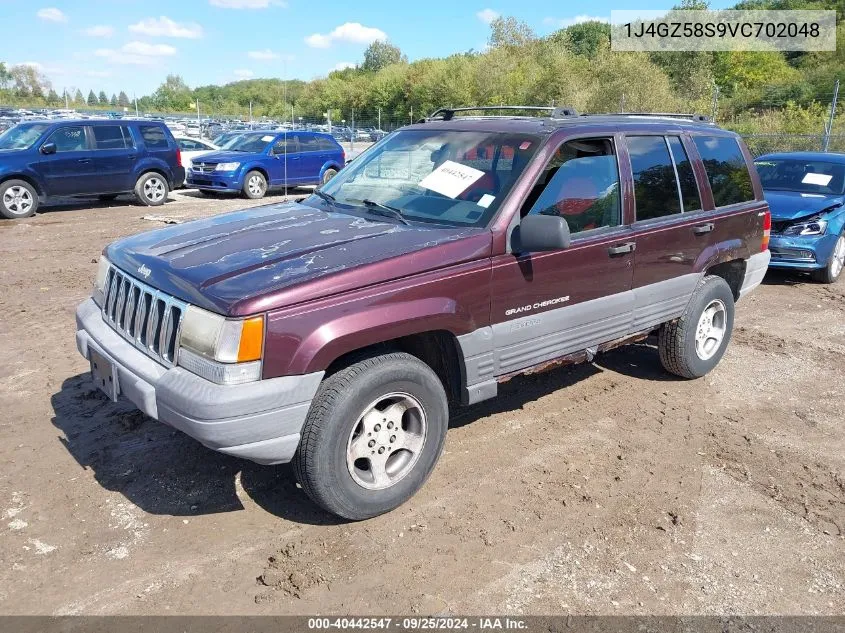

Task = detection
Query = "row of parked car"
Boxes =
[1,114,844,286]
[0,118,346,218]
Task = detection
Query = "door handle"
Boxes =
[608,242,636,256]
[693,222,714,235]
[78,158,92,164]
[127,155,137,160]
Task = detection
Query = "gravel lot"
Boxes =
[0,190,843,615]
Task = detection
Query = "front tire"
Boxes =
[134,172,169,207]
[0,179,38,219]
[659,275,735,379]
[242,171,267,199]
[811,233,845,284]
[293,352,449,520]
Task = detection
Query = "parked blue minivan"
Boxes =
[186,130,345,199]
[0,119,184,219]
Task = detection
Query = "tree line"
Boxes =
[2,0,844,135]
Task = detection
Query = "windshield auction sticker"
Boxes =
[419,160,485,198]
[611,9,836,52]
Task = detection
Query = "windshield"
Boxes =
[0,123,50,150]
[314,129,542,227]
[755,158,845,195]
[221,132,275,153]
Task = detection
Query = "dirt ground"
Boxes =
[0,189,843,616]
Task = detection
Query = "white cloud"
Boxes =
[331,61,356,72]
[83,25,114,37]
[209,0,285,8]
[233,69,254,78]
[95,41,177,65]
[247,48,279,60]
[86,70,112,78]
[37,7,67,22]
[543,14,609,28]
[129,16,203,39]
[477,9,499,25]
[305,22,387,49]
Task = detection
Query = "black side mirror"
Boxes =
[515,214,571,252]
[40,142,57,155]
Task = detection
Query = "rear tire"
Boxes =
[321,168,338,185]
[659,275,735,379]
[293,352,449,520]
[134,172,169,207]
[0,179,38,219]
[242,171,267,199]
[811,233,845,284]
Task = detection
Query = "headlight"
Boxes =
[178,305,264,384]
[93,255,110,306]
[215,162,240,171]
[783,217,827,236]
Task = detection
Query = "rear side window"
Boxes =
[692,136,754,207]
[667,137,702,212]
[297,134,319,151]
[92,125,133,150]
[317,137,339,151]
[628,136,682,221]
[46,126,86,152]
[139,125,169,150]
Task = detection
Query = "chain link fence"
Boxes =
[740,134,845,157]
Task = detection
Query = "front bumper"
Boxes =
[185,170,241,192]
[75,298,323,465]
[767,232,838,270]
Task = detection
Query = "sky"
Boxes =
[2,0,736,98]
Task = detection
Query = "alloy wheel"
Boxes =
[2,186,34,216]
[346,392,427,490]
[143,177,166,203]
[694,299,727,361]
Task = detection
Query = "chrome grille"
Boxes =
[101,266,187,367]
[192,162,217,174]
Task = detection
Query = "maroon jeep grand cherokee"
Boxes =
[76,107,771,519]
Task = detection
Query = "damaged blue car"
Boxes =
[755,152,845,283]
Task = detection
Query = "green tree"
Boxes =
[46,88,61,105]
[550,21,610,58]
[152,74,193,111]
[0,62,11,90]
[98,90,108,105]
[488,16,535,49]
[87,90,98,106]
[110,93,117,106]
[118,90,130,107]
[74,89,84,105]
[362,40,406,73]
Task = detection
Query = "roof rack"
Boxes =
[592,112,712,123]
[424,105,579,122]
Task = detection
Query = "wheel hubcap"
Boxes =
[248,175,264,195]
[143,177,165,202]
[694,299,727,361]
[3,186,33,215]
[830,236,845,278]
[346,392,427,490]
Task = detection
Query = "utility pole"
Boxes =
[351,107,355,153]
[410,106,413,124]
[619,94,625,113]
[823,79,840,152]
[64,88,69,109]
[378,107,381,131]
[711,84,720,122]
[196,99,200,126]
[134,92,138,117]
[249,100,253,129]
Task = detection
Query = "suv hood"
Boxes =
[764,190,845,221]
[106,201,489,316]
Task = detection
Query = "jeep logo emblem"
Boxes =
[137,264,151,280]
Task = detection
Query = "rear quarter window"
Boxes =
[139,125,170,150]
[693,136,754,207]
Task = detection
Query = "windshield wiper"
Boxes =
[360,199,410,225]
[312,189,338,210]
